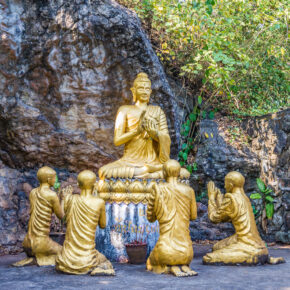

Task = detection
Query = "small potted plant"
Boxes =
[125,231,147,264]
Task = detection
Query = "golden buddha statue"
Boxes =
[146,160,198,277]
[13,166,64,267]
[55,170,115,276]
[99,72,189,180]
[203,171,285,265]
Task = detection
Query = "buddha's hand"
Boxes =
[136,110,146,134]
[143,117,158,140]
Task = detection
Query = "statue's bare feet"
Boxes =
[170,266,187,277]
[12,257,35,267]
[181,265,198,276]
[268,256,286,264]
[202,254,212,264]
[90,267,115,276]
[146,258,153,271]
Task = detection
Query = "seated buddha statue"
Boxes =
[13,166,64,267]
[203,171,285,265]
[146,160,198,277]
[56,170,115,276]
[99,72,189,180]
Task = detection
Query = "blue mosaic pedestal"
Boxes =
[95,202,159,262]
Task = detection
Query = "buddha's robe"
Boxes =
[147,183,197,272]
[99,105,170,179]
[203,190,268,264]
[23,188,63,266]
[56,194,112,274]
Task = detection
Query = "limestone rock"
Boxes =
[0,0,179,173]
[0,0,180,252]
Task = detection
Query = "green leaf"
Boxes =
[250,193,262,199]
[256,178,266,192]
[202,111,207,119]
[189,113,197,121]
[182,143,187,150]
[185,125,190,132]
[179,160,185,166]
[266,203,274,219]
[265,196,274,203]
[54,175,60,190]
[187,165,193,174]
[209,111,215,119]
[182,152,188,161]
[54,182,60,190]
[198,95,202,105]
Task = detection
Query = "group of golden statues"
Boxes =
[13,73,284,276]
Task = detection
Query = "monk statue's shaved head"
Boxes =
[225,171,245,187]
[163,159,181,178]
[37,166,56,183]
[77,170,96,190]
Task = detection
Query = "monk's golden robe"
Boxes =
[99,105,170,179]
[23,188,62,265]
[56,194,112,274]
[203,190,268,264]
[147,183,196,272]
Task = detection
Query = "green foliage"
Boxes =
[250,178,275,220]
[54,174,61,190]
[118,0,289,115]
[250,193,262,199]
[196,191,208,202]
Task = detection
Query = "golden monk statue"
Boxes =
[56,170,115,275]
[13,166,64,267]
[146,160,198,277]
[99,72,189,180]
[203,171,285,265]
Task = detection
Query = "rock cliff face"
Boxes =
[0,0,181,253]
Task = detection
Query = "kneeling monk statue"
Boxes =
[203,171,285,265]
[99,72,189,180]
[146,160,198,277]
[13,166,64,267]
[56,170,115,275]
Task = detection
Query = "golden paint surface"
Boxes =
[55,170,115,276]
[203,172,269,265]
[13,166,63,267]
[99,72,189,180]
[146,160,198,277]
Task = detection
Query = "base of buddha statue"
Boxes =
[94,178,189,262]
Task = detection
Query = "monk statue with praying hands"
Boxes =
[13,166,64,267]
[203,171,285,265]
[98,72,189,180]
[146,160,198,277]
[55,170,115,276]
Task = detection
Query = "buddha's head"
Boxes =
[131,72,152,103]
[163,159,181,179]
[225,171,245,192]
[37,166,57,187]
[77,170,96,191]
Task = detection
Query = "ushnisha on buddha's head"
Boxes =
[130,72,152,103]
[163,159,181,180]
[77,170,97,191]
[37,166,57,187]
[225,171,245,192]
